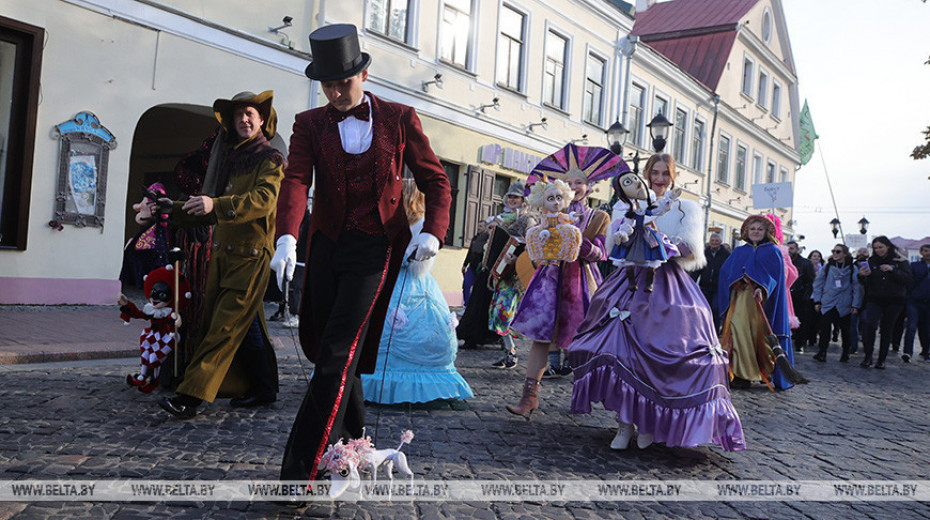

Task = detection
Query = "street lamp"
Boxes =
[858,216,870,235]
[646,113,673,153]
[829,217,841,239]
[606,120,628,156]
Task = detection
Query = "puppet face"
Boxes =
[543,186,566,213]
[148,281,172,309]
[566,170,589,203]
[505,194,524,211]
[132,196,155,226]
[617,172,648,201]
[746,222,767,244]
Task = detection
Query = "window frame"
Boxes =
[779,166,789,184]
[495,2,530,93]
[691,117,706,174]
[771,79,782,120]
[628,81,647,148]
[582,48,607,127]
[541,25,571,111]
[752,152,764,185]
[716,132,731,185]
[0,16,43,250]
[766,160,777,184]
[365,0,418,46]
[734,142,748,191]
[757,68,769,110]
[438,0,477,71]
[741,54,755,99]
[672,106,688,167]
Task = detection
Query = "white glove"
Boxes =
[270,234,297,290]
[411,232,440,261]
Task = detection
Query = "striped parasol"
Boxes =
[525,143,630,191]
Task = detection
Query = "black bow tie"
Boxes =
[329,102,370,123]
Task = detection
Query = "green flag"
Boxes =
[798,100,818,165]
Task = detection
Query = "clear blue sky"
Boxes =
[781,0,930,253]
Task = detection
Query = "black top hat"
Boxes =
[305,24,372,81]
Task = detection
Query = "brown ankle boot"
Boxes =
[505,378,540,420]
[626,266,638,292]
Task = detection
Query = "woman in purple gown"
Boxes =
[504,144,617,420]
[569,154,745,451]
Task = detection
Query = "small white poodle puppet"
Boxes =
[118,265,191,393]
[319,430,415,499]
[608,170,680,292]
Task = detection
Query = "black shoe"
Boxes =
[491,353,517,369]
[556,362,573,376]
[859,359,873,368]
[901,354,911,363]
[832,333,839,342]
[920,353,930,361]
[158,396,198,419]
[542,364,562,378]
[230,394,276,408]
[839,355,849,363]
[730,377,752,389]
[874,362,885,369]
[813,354,826,362]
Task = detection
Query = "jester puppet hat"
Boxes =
[524,143,631,191]
[143,265,193,310]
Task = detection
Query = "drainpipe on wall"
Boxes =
[703,94,720,244]
[308,0,326,110]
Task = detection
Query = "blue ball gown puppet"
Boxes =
[361,180,474,404]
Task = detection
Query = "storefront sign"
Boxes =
[478,144,544,175]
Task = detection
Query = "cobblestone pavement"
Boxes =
[1,334,929,519]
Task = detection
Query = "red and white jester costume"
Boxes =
[119,265,191,393]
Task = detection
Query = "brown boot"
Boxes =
[645,267,656,293]
[626,265,638,292]
[505,378,540,420]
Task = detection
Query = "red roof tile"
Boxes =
[632,0,758,37]
[632,0,761,91]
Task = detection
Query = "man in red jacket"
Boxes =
[271,24,451,486]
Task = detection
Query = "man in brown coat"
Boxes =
[158,90,284,419]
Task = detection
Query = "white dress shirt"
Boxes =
[337,94,373,154]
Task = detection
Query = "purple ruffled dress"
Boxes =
[568,261,745,451]
[510,204,606,348]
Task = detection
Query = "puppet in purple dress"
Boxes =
[504,144,624,419]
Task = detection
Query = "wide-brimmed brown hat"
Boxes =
[213,90,277,139]
[305,24,371,81]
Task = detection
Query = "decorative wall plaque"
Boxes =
[53,112,117,229]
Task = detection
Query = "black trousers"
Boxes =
[817,308,851,359]
[862,300,906,365]
[280,231,390,481]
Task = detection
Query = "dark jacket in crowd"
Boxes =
[859,253,913,304]
[909,260,930,302]
[790,253,815,301]
[463,231,489,272]
[694,246,730,292]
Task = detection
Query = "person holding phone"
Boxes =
[857,236,913,369]
[811,244,862,362]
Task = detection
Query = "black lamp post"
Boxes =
[830,217,841,239]
[858,216,870,235]
[646,113,673,153]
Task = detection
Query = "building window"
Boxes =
[716,134,730,184]
[752,153,764,184]
[771,80,782,119]
[490,174,511,216]
[766,161,776,183]
[653,95,668,117]
[779,166,788,183]
[691,118,705,173]
[762,9,773,43]
[543,31,568,109]
[497,5,526,91]
[367,0,412,43]
[741,56,754,97]
[0,17,43,250]
[441,161,460,245]
[673,108,687,166]
[440,0,473,68]
[757,69,769,109]
[582,53,605,126]
[628,83,645,147]
[735,144,747,191]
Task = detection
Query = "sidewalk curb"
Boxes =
[0,347,138,365]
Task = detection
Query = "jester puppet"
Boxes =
[119,265,191,393]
